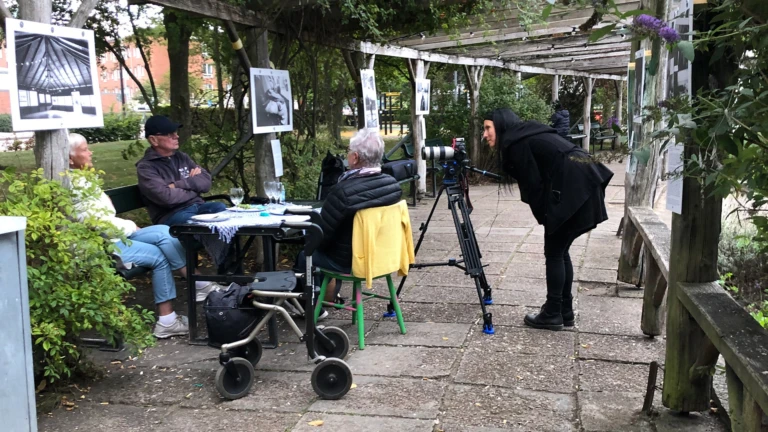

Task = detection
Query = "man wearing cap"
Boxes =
[137,115,227,226]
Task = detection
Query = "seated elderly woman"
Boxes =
[294,128,402,318]
[68,133,218,338]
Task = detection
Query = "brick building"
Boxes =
[0,40,222,115]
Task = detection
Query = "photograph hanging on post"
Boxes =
[6,18,103,132]
[360,69,378,130]
[415,78,431,115]
[250,68,293,134]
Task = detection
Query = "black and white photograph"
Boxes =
[360,69,378,130]
[250,68,293,134]
[415,78,431,115]
[6,18,103,132]
[632,49,646,125]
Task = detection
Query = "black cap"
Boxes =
[144,115,182,138]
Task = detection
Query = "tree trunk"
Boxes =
[212,25,225,109]
[164,10,193,148]
[342,50,365,130]
[246,28,276,196]
[464,65,484,166]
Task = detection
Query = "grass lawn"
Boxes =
[0,130,409,192]
[0,140,147,189]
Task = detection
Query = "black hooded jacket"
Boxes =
[550,109,570,138]
[489,109,614,235]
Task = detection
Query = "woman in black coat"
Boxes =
[483,108,613,331]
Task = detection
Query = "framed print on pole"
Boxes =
[360,69,379,130]
[250,68,293,134]
[6,18,104,132]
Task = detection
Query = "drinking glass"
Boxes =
[277,182,286,204]
[229,187,244,206]
[264,181,276,204]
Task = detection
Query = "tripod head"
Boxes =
[421,137,502,185]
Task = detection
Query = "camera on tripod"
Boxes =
[421,138,468,184]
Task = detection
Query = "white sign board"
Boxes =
[250,68,293,134]
[665,142,684,214]
[415,78,431,115]
[270,139,284,177]
[6,18,104,131]
[360,69,378,130]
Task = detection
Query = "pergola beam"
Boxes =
[126,0,263,27]
[525,50,630,65]
[357,41,626,80]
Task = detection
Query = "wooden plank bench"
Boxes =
[627,206,671,337]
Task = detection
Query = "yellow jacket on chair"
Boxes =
[351,200,415,288]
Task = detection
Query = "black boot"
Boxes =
[562,297,575,327]
[524,302,564,331]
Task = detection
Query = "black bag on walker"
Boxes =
[204,284,262,348]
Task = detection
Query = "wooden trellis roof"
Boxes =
[129,0,633,80]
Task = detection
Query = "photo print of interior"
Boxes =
[7,19,103,131]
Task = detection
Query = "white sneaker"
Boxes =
[195,282,223,302]
[317,309,329,321]
[153,315,189,339]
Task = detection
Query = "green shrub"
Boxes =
[74,114,143,143]
[0,114,12,133]
[0,168,154,382]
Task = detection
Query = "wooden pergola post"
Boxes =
[407,59,429,195]
[552,74,560,102]
[614,80,623,148]
[582,77,594,151]
[464,65,485,165]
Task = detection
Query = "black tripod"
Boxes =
[386,164,501,335]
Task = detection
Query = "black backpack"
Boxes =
[317,151,346,200]
[204,284,263,348]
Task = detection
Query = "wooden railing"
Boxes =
[625,206,768,430]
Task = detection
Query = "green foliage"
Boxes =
[74,114,143,143]
[0,168,154,382]
[0,114,12,133]
[479,72,553,124]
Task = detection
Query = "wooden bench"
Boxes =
[626,206,671,337]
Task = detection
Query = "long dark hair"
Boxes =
[484,108,520,187]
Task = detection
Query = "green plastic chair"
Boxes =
[313,271,406,350]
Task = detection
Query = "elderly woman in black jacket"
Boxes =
[483,108,613,331]
[294,128,402,317]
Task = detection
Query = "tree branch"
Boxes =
[69,0,99,28]
[104,41,156,112]
[128,6,159,109]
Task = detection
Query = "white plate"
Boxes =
[228,206,265,212]
[190,213,230,222]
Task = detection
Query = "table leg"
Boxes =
[183,238,202,344]
[262,236,279,349]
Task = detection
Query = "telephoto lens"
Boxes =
[422,146,455,161]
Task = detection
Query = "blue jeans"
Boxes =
[114,225,186,304]
[162,201,227,226]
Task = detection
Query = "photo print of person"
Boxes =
[415,78,431,115]
[250,68,293,134]
[6,18,103,131]
[360,69,379,130]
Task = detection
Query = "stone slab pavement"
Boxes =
[37,163,727,432]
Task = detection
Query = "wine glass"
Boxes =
[263,181,276,205]
[229,187,244,207]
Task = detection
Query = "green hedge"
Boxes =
[74,114,143,143]
[0,114,12,133]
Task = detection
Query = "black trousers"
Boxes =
[543,229,582,312]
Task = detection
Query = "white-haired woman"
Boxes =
[68,133,217,338]
[294,128,403,313]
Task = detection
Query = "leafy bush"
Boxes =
[74,114,143,143]
[0,114,12,133]
[0,168,154,382]
[479,73,554,124]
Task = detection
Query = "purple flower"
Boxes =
[606,116,619,128]
[634,14,663,31]
[659,26,681,43]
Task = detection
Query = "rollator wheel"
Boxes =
[236,339,263,366]
[311,358,353,400]
[315,326,350,359]
[215,357,255,400]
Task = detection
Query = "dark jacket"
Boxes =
[550,109,570,138]
[491,109,613,235]
[319,172,403,266]
[136,147,212,224]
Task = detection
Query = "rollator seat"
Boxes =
[248,271,297,292]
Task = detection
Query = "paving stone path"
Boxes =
[38,163,727,431]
